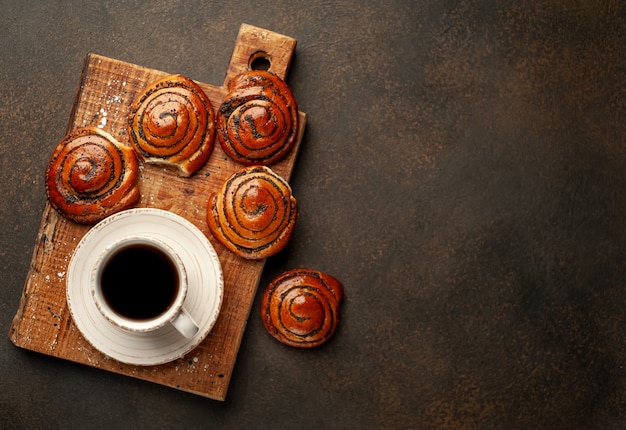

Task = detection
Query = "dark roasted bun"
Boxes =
[217,71,298,165]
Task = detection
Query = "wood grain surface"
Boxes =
[8,24,306,401]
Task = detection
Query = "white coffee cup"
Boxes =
[91,235,199,338]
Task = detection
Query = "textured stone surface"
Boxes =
[1,0,625,428]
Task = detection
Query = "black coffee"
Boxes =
[100,243,179,321]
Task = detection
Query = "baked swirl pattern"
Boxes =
[127,74,215,177]
[45,127,140,224]
[207,165,297,259]
[217,70,298,165]
[261,269,344,348]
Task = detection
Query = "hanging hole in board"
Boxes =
[249,51,271,71]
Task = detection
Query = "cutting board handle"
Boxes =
[223,23,297,85]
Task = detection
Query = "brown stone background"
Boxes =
[1,1,625,429]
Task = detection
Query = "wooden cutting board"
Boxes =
[8,23,306,401]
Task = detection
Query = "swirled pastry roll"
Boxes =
[217,71,298,165]
[261,269,344,348]
[127,74,215,176]
[45,127,140,224]
[207,165,297,259]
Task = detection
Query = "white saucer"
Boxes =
[66,208,223,366]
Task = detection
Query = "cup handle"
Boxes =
[170,307,199,338]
